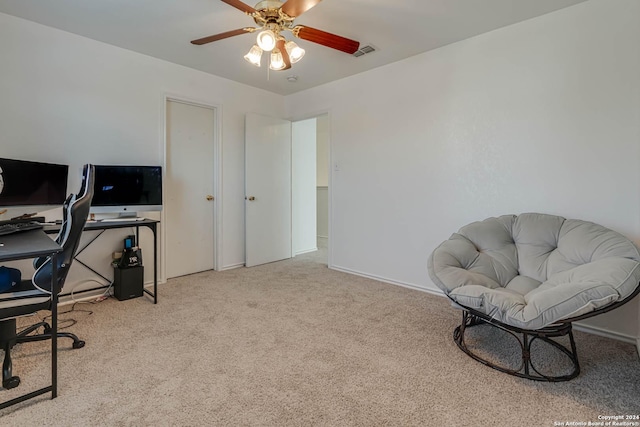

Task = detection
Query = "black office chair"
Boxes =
[0,164,94,390]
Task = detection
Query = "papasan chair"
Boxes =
[428,213,640,381]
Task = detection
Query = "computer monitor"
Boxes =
[90,165,163,217]
[0,157,69,217]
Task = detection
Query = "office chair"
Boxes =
[0,164,94,390]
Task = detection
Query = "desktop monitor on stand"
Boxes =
[90,165,163,219]
[0,158,69,222]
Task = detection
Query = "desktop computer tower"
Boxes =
[113,266,143,301]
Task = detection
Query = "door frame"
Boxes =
[162,93,222,280]
[289,110,332,267]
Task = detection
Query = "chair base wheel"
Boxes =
[3,376,20,390]
[72,340,85,349]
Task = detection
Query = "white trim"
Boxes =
[326,111,333,268]
[295,247,318,256]
[330,264,444,297]
[290,119,294,260]
[219,263,244,271]
[573,322,637,344]
[58,278,162,305]
[162,93,223,278]
[59,290,106,305]
[215,105,223,272]
[159,94,168,283]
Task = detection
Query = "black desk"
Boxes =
[44,218,159,304]
[0,230,61,409]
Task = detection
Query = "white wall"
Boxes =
[285,0,640,340]
[292,118,317,254]
[0,13,285,292]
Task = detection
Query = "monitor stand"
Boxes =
[116,212,138,219]
[93,212,139,222]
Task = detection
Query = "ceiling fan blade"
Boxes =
[191,28,253,45]
[276,39,292,70]
[281,0,322,17]
[220,0,257,14]
[293,26,359,54]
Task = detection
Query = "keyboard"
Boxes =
[0,221,44,236]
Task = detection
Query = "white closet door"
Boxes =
[166,100,215,278]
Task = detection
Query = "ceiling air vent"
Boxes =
[353,45,376,58]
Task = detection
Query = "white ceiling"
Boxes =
[0,0,587,95]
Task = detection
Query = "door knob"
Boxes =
[206,195,214,201]
[247,196,256,201]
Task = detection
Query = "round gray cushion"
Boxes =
[427,213,640,330]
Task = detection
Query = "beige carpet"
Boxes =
[1,245,639,426]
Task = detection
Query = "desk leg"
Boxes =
[0,250,60,410]
[139,224,158,304]
[51,253,58,399]
[153,224,157,304]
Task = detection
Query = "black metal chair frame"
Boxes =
[450,283,640,382]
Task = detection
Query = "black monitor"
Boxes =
[90,165,163,217]
[0,158,69,211]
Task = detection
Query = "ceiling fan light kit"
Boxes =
[284,40,304,63]
[192,0,360,74]
[244,44,263,66]
[269,49,286,70]
[256,29,277,51]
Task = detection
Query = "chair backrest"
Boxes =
[31,164,95,294]
[32,193,74,271]
[55,193,75,245]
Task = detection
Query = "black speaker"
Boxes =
[113,266,143,301]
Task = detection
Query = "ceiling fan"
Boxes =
[191,0,360,71]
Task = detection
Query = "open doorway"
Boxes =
[315,114,329,263]
[292,113,329,265]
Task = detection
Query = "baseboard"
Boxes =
[219,263,244,271]
[572,323,637,344]
[144,280,159,289]
[59,287,110,306]
[329,264,444,298]
[59,279,159,306]
[330,264,638,344]
[295,247,318,256]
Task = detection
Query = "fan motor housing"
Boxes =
[253,0,286,25]
[254,0,283,11]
